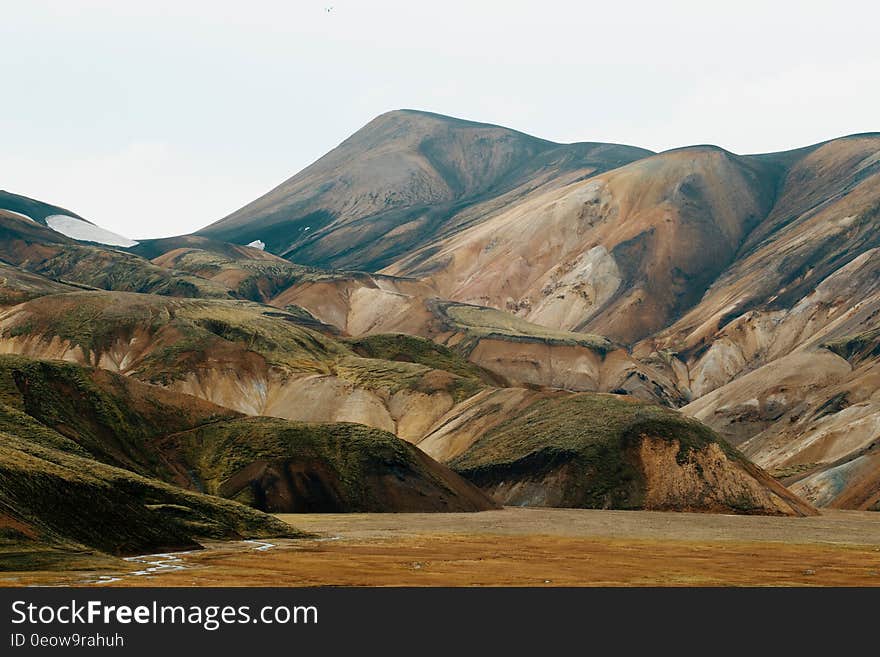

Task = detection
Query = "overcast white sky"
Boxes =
[1,0,878,239]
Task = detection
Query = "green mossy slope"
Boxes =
[0,432,301,571]
[158,417,499,513]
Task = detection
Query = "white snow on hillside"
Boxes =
[247,239,266,250]
[45,215,139,247]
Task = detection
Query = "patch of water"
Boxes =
[243,539,275,551]
[83,539,283,585]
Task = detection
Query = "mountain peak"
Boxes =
[197,112,651,268]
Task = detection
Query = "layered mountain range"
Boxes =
[2,109,878,567]
[194,111,880,511]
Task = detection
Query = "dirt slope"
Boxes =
[643,135,880,399]
[385,146,781,343]
[270,278,683,404]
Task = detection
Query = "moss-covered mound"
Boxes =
[347,333,504,385]
[0,355,303,570]
[430,300,615,353]
[157,417,499,513]
[451,393,816,516]
[149,246,322,303]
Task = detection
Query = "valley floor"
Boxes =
[5,508,880,587]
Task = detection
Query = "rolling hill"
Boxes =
[0,351,501,570]
[0,292,812,516]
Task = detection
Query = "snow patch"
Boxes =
[247,239,266,250]
[44,215,138,247]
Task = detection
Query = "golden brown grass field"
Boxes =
[5,508,880,587]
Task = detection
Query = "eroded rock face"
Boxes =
[268,278,683,405]
[271,274,437,337]
[683,350,854,448]
[635,439,814,516]
[0,292,488,443]
[386,147,780,344]
[789,444,880,511]
[170,369,460,442]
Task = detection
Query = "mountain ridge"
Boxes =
[2,109,878,519]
